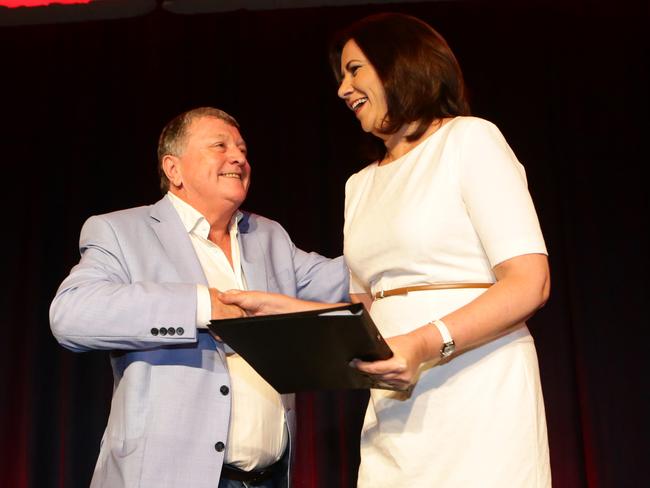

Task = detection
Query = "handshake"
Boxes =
[209,288,336,320]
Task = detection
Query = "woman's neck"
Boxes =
[379,118,453,166]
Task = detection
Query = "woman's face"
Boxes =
[337,39,388,138]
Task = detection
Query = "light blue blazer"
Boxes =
[50,196,349,488]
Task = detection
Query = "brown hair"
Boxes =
[329,13,470,142]
[157,107,240,193]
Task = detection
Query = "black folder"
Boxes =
[208,303,400,393]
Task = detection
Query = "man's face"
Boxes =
[167,116,251,213]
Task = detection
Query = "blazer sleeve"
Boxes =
[49,215,198,352]
[292,248,350,303]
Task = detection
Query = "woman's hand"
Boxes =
[351,329,438,390]
[219,290,343,316]
[209,288,246,320]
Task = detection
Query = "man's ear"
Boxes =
[162,154,182,188]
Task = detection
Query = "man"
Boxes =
[49,107,349,488]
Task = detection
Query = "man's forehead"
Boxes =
[190,116,244,141]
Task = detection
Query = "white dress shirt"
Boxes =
[167,192,287,471]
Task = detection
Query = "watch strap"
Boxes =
[431,319,452,343]
[430,319,455,358]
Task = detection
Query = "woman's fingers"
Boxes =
[218,290,277,315]
[350,356,415,387]
[352,357,407,375]
[350,331,433,386]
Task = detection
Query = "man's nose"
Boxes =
[228,146,247,164]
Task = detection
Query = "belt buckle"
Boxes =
[222,464,275,484]
[250,469,269,484]
[376,289,385,300]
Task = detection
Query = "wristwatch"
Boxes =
[431,319,455,358]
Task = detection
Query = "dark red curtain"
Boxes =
[0,2,646,487]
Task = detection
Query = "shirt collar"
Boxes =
[166,192,242,239]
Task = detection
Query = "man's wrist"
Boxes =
[196,284,211,327]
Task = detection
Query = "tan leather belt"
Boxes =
[373,282,492,300]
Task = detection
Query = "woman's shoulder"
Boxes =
[448,115,501,133]
[444,116,510,149]
[346,160,377,185]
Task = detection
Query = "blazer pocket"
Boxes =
[93,436,146,488]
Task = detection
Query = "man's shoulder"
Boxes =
[84,204,153,228]
[80,199,168,238]
[87,197,169,224]
[239,210,283,231]
[238,211,292,241]
[78,200,171,247]
[99,204,153,220]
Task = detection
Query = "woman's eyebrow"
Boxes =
[345,59,362,70]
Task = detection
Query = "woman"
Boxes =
[222,12,551,487]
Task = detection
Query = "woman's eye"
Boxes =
[351,65,361,75]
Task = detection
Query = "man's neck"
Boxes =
[169,189,237,235]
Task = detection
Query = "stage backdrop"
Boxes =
[0,1,646,487]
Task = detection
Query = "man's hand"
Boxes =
[209,288,246,320]
[220,290,338,316]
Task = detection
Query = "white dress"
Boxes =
[344,117,551,487]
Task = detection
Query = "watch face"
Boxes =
[441,341,456,358]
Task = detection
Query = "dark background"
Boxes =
[0,1,647,487]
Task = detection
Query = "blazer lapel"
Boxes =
[149,197,207,285]
[238,213,268,291]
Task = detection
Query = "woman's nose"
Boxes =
[338,75,353,99]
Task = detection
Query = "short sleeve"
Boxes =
[344,168,374,295]
[457,119,547,266]
[349,268,369,295]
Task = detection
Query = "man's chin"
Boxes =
[223,192,248,209]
